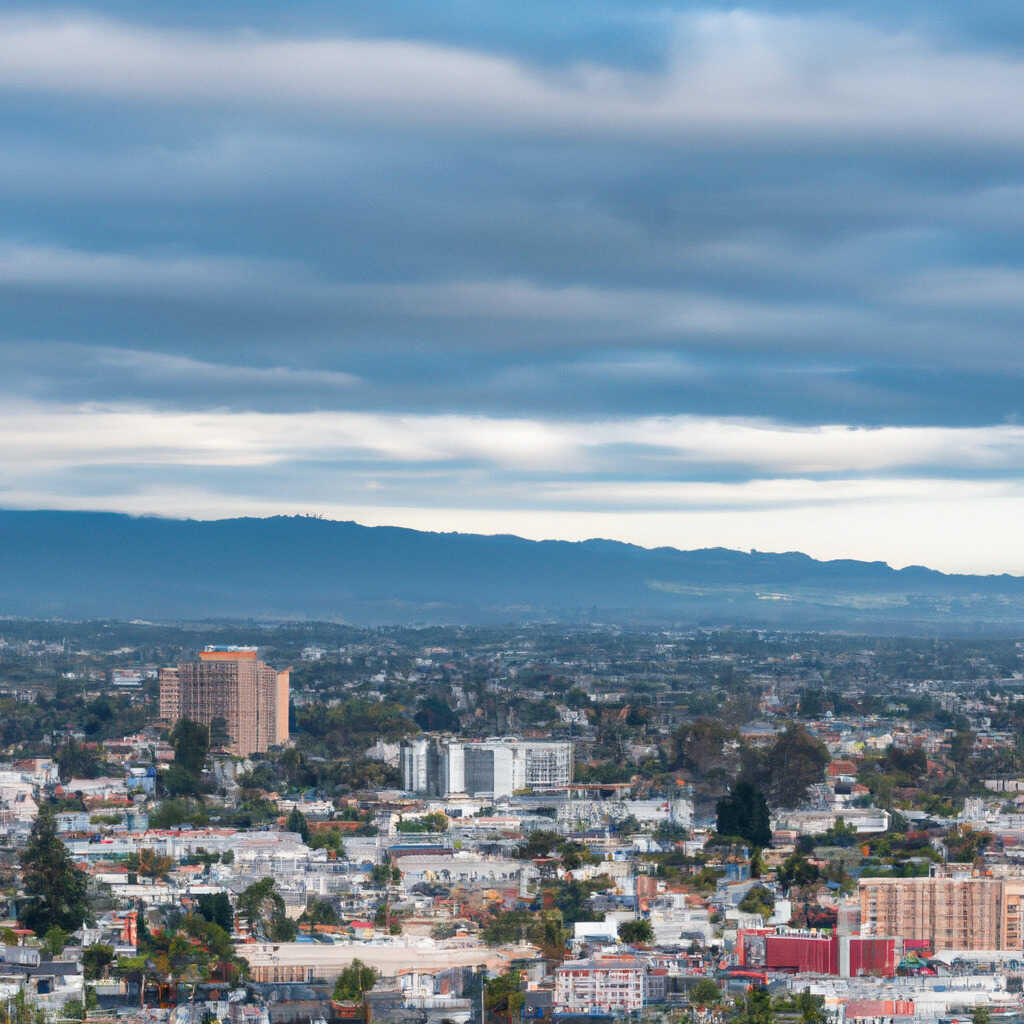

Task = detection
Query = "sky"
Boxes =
[3,1,1024,574]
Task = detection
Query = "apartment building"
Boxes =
[859,873,1024,950]
[555,956,648,1015]
[400,737,573,797]
[159,646,289,756]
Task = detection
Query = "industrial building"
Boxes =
[400,737,573,798]
[159,646,289,757]
[737,929,901,977]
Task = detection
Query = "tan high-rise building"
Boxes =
[159,646,289,756]
[860,874,1024,950]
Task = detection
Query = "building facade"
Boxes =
[159,646,289,756]
[859,874,1024,950]
[401,737,572,797]
[555,957,648,1015]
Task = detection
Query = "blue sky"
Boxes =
[4,1,1024,572]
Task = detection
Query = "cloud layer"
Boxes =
[3,2,1024,572]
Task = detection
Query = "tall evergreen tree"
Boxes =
[20,805,90,934]
[286,806,310,843]
[716,781,772,847]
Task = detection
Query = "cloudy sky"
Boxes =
[4,1,1024,573]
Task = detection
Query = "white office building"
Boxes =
[401,737,572,798]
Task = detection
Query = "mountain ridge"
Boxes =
[0,508,1021,631]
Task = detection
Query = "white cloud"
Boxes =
[2,400,1024,477]
[2,12,1024,145]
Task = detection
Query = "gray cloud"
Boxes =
[3,4,1024,569]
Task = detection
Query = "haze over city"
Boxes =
[3,2,1024,572]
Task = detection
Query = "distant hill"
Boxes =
[1,509,1023,631]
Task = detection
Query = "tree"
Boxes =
[237,878,291,939]
[62,1000,86,1022]
[528,910,569,960]
[196,893,233,933]
[42,926,67,958]
[82,943,115,981]
[689,978,721,1007]
[333,959,377,1002]
[951,730,976,764]
[618,919,654,945]
[309,829,346,857]
[286,806,310,843]
[414,697,459,732]
[485,969,525,1023]
[716,781,772,847]
[170,719,209,777]
[481,910,533,946]
[793,990,826,1024]
[971,1008,992,1024]
[126,849,173,880]
[738,884,775,918]
[777,853,820,891]
[519,830,560,860]
[735,986,774,1024]
[765,726,829,808]
[20,804,90,934]
[300,899,339,926]
[269,915,298,941]
[673,719,736,779]
[57,740,101,783]
[750,847,766,878]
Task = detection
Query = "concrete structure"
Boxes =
[240,941,530,983]
[859,874,1024,950]
[159,646,289,756]
[555,956,649,1015]
[401,737,572,797]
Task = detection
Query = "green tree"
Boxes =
[20,804,90,934]
[618,919,654,945]
[765,726,829,807]
[528,910,569,960]
[791,990,826,1024]
[196,893,233,932]
[170,719,209,776]
[750,847,766,878]
[286,806,310,843]
[777,853,820,890]
[971,1008,992,1024]
[300,899,339,926]
[518,830,561,860]
[689,978,722,1007]
[332,959,377,1002]
[485,969,525,1023]
[309,829,346,857]
[57,740,102,783]
[736,986,774,1024]
[82,943,115,981]
[716,782,772,847]
[42,925,67,958]
[62,1000,86,1022]
[738,884,775,918]
[237,878,289,939]
[951,730,976,764]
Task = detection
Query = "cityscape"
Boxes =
[0,622,1021,1023]
[5,0,1024,1023]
